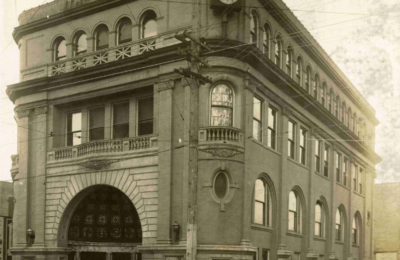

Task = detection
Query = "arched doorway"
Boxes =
[66,186,142,260]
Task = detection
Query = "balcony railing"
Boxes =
[48,136,158,162]
[20,27,190,81]
[199,126,244,145]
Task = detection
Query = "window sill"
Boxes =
[314,236,326,242]
[353,191,365,198]
[286,231,303,238]
[288,157,309,170]
[335,240,344,245]
[251,224,273,233]
[336,182,350,190]
[315,172,331,182]
[251,138,281,156]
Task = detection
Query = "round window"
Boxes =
[214,172,229,200]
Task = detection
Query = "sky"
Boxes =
[0,0,399,183]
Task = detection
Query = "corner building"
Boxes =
[7,0,381,260]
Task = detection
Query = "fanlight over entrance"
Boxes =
[67,186,142,260]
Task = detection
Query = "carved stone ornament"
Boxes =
[202,148,243,158]
[78,159,119,170]
[156,80,174,92]
[34,106,48,115]
[181,77,190,87]
[17,109,30,119]
[282,106,292,117]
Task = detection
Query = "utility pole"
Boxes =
[174,2,212,260]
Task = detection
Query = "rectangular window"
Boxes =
[113,102,129,139]
[67,112,82,146]
[321,88,325,106]
[262,249,269,260]
[299,129,306,165]
[267,107,277,149]
[253,97,262,141]
[336,153,341,183]
[138,97,154,136]
[343,158,348,186]
[353,165,357,191]
[335,223,341,240]
[315,140,321,173]
[89,107,105,141]
[359,168,363,194]
[288,121,295,159]
[324,145,329,177]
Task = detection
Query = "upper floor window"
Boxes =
[263,24,270,56]
[138,96,154,135]
[335,96,340,118]
[253,97,262,141]
[275,36,282,67]
[321,82,326,107]
[254,179,272,226]
[250,11,258,46]
[315,202,324,237]
[95,24,109,50]
[336,153,341,183]
[358,168,363,194]
[286,47,293,76]
[74,32,87,56]
[335,209,342,241]
[299,128,306,165]
[324,145,329,177]
[328,89,333,113]
[353,113,357,133]
[211,84,233,127]
[54,37,67,61]
[296,57,302,86]
[67,112,82,146]
[288,191,301,233]
[348,108,352,129]
[288,121,295,159]
[118,18,133,44]
[343,158,348,187]
[313,74,319,99]
[315,140,321,173]
[342,102,346,124]
[305,66,311,93]
[267,106,277,149]
[113,102,129,139]
[89,106,105,141]
[141,11,157,38]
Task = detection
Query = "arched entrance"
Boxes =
[65,185,142,260]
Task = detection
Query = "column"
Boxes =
[347,159,354,260]
[329,145,337,260]
[306,129,318,260]
[277,107,292,260]
[155,80,174,244]
[33,106,48,247]
[13,109,31,247]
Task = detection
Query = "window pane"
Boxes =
[119,20,132,43]
[267,129,275,148]
[288,121,294,140]
[315,223,321,236]
[113,125,129,139]
[114,102,129,125]
[67,132,82,146]
[90,128,104,141]
[289,192,296,211]
[253,120,261,141]
[143,19,157,38]
[77,34,87,54]
[336,210,341,224]
[315,204,321,222]
[138,97,154,121]
[97,26,109,49]
[212,85,233,107]
[211,107,232,126]
[255,180,265,202]
[268,108,276,128]
[138,121,153,136]
[57,40,67,59]
[288,211,295,231]
[214,173,228,199]
[68,112,82,132]
[90,107,105,129]
[255,202,264,225]
[253,97,261,120]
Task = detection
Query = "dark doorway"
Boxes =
[80,252,106,260]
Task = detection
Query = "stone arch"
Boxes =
[44,169,158,247]
[113,15,136,32]
[90,22,112,37]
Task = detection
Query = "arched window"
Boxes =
[74,32,87,56]
[313,74,319,99]
[328,89,333,113]
[95,24,109,50]
[296,57,303,86]
[286,47,293,76]
[141,11,157,38]
[335,209,342,241]
[288,191,302,233]
[275,36,282,67]
[118,18,133,44]
[315,202,324,237]
[352,215,361,245]
[250,11,258,46]
[305,66,311,93]
[348,108,352,129]
[211,84,233,126]
[54,37,67,61]
[321,82,327,107]
[263,24,270,56]
[335,96,340,118]
[342,102,346,124]
[254,179,272,226]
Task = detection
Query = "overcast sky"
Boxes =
[0,0,399,183]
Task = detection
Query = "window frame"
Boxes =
[54,37,67,61]
[335,209,342,241]
[314,202,324,237]
[117,18,133,45]
[299,128,306,165]
[267,106,277,150]
[296,57,303,86]
[263,24,271,56]
[305,66,311,93]
[352,216,358,245]
[112,101,130,139]
[210,83,234,127]
[74,31,87,56]
[250,10,259,47]
[315,139,321,173]
[287,120,295,159]
[95,24,109,50]
[141,11,158,39]
[324,145,330,177]
[336,152,341,183]
[137,96,154,136]
[321,83,326,107]
[89,106,106,141]
[66,111,82,146]
[253,179,272,227]
[275,36,282,68]
[286,46,293,77]
[288,191,302,233]
[313,74,319,99]
[343,158,348,187]
[253,96,263,142]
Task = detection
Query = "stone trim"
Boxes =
[45,169,158,242]
[17,109,31,119]
[34,106,48,115]
[156,80,175,92]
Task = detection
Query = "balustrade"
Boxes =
[199,126,244,145]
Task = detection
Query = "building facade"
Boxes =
[7,0,381,260]
[0,181,14,260]
[374,183,400,260]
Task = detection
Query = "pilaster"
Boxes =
[329,144,338,260]
[155,80,174,244]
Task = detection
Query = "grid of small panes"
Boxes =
[68,187,142,243]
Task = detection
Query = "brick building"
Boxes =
[0,181,14,260]
[374,183,400,260]
[6,0,381,260]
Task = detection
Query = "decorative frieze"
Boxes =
[156,80,175,92]
[201,148,242,158]
[78,159,120,170]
